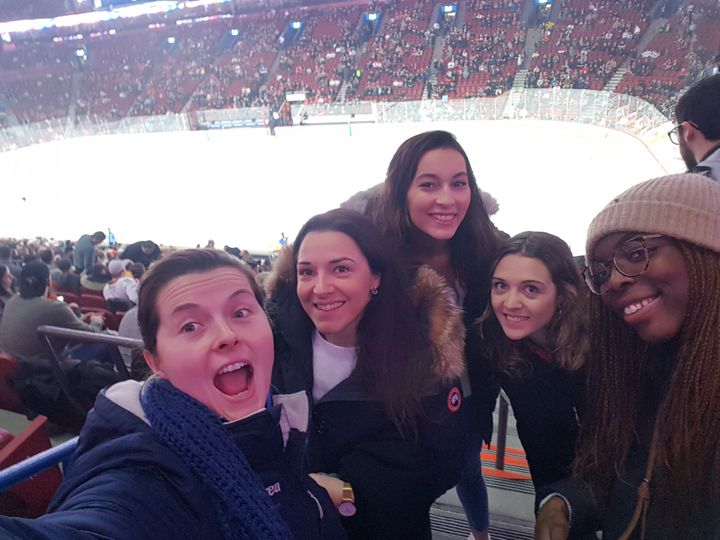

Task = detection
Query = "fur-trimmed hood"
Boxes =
[265,247,465,383]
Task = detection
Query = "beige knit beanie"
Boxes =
[586,173,720,260]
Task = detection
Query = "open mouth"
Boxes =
[213,361,254,396]
[503,314,528,323]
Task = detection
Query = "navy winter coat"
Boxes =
[0,380,346,540]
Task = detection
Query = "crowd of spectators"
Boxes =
[0,40,77,123]
[346,0,435,101]
[265,6,363,104]
[130,20,230,116]
[191,15,282,110]
[527,0,652,91]
[0,0,718,125]
[616,3,718,108]
[77,30,164,119]
[0,235,273,327]
[432,0,523,99]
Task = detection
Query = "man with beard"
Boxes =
[670,74,720,181]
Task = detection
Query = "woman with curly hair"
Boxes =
[536,173,720,540]
[482,232,586,507]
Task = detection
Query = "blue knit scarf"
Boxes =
[140,377,294,540]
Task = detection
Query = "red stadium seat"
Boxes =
[79,293,107,310]
[56,291,80,306]
[80,307,113,320]
[0,416,63,518]
[0,352,26,415]
[109,311,127,332]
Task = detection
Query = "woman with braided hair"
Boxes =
[535,173,720,540]
[0,249,346,540]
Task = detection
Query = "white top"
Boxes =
[103,277,139,304]
[311,329,357,402]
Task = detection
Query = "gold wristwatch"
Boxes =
[338,482,356,517]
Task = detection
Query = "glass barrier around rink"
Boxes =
[194,107,269,127]
[497,88,669,135]
[0,89,670,153]
[291,89,668,136]
[0,114,192,152]
[375,95,509,123]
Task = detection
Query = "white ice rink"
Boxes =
[0,118,684,255]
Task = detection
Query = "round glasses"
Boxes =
[583,234,664,295]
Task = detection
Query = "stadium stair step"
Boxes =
[549,0,564,23]
[512,68,529,90]
[431,504,534,539]
[432,397,536,537]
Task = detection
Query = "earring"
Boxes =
[370,287,379,296]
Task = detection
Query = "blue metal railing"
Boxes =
[0,437,78,492]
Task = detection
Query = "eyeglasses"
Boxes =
[667,121,701,145]
[583,234,664,295]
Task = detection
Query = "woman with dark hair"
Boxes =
[482,232,586,507]
[0,249,346,540]
[368,130,500,540]
[535,174,720,540]
[267,208,466,539]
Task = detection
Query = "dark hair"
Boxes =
[92,231,106,243]
[290,208,434,437]
[39,248,53,265]
[375,130,498,310]
[19,261,50,299]
[129,262,146,280]
[675,74,720,140]
[138,249,264,355]
[0,265,14,297]
[57,258,72,272]
[141,240,155,250]
[88,263,111,283]
[0,245,10,260]
[482,232,588,377]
